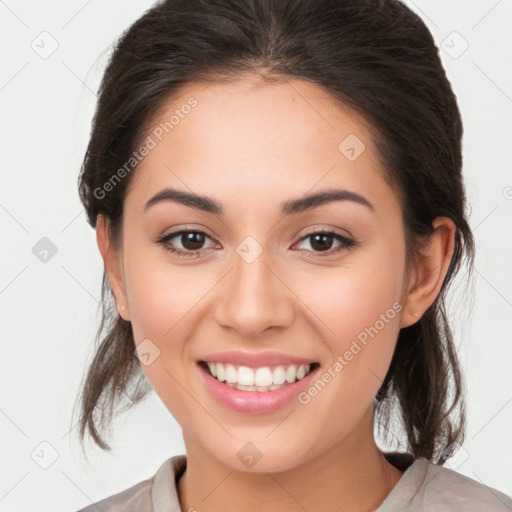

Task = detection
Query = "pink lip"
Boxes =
[198,350,316,368]
[198,362,320,414]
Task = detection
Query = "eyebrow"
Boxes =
[144,187,374,215]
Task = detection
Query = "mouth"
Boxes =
[198,360,320,392]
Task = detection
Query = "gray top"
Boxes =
[76,454,512,511]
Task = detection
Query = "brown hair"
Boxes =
[74,0,475,463]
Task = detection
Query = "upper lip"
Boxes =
[198,350,318,368]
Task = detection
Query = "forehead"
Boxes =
[125,75,396,216]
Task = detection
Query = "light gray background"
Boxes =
[0,1,511,510]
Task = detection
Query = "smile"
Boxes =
[197,358,321,414]
[203,361,316,391]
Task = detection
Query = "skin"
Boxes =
[96,74,455,512]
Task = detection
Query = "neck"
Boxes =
[177,411,405,512]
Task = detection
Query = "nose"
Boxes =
[212,244,295,338]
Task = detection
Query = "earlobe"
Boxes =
[96,214,130,321]
[400,217,455,328]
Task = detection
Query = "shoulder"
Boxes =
[75,455,187,512]
[419,460,512,510]
[76,478,152,512]
[380,457,512,511]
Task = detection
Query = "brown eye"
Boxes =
[180,232,206,250]
[295,231,357,256]
[309,233,335,251]
[157,230,217,258]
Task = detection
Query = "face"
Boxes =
[104,75,415,473]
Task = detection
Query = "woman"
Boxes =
[73,0,512,510]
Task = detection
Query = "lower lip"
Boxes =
[198,363,319,414]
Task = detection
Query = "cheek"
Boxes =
[291,265,404,438]
[125,260,206,423]
[289,248,406,414]
[122,245,200,384]
[125,243,209,342]
[291,252,405,350]
[122,241,226,392]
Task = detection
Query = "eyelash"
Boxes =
[156,228,358,259]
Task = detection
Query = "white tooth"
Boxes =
[225,364,237,383]
[212,362,312,388]
[207,362,217,377]
[235,384,253,391]
[216,363,226,382]
[272,366,286,385]
[254,367,273,387]
[237,366,255,386]
[285,365,298,383]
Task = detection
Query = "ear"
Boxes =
[96,214,131,322]
[400,217,456,328]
